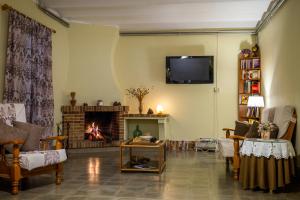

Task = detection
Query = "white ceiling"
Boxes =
[39,0,272,32]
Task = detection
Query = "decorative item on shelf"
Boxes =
[97,100,103,106]
[156,104,164,115]
[132,125,143,138]
[248,119,257,124]
[240,49,252,59]
[83,103,88,107]
[247,96,264,119]
[126,87,151,114]
[113,101,121,106]
[147,108,154,115]
[70,92,76,107]
[239,94,249,105]
[258,122,277,139]
[251,44,260,57]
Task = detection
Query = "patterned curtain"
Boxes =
[3,10,54,137]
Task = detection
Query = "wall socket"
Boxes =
[213,87,220,93]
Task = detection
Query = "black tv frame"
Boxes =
[166,56,214,84]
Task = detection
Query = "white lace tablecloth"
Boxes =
[240,138,295,159]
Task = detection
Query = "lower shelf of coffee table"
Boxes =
[121,160,166,173]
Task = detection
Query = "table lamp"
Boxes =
[247,96,264,119]
[156,104,164,115]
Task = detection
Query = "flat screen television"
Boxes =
[166,56,214,84]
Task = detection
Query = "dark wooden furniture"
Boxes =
[120,139,166,173]
[0,136,67,195]
[238,52,262,122]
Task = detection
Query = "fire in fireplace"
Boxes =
[84,122,105,141]
[84,112,120,144]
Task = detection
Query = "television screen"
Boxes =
[166,56,214,84]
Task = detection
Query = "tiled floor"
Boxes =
[0,150,300,200]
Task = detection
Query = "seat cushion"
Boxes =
[0,121,28,153]
[7,149,67,171]
[14,104,26,123]
[13,121,45,151]
[218,138,234,158]
[273,106,295,138]
[245,121,260,138]
[0,103,16,126]
[234,121,250,136]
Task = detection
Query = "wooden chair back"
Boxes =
[280,111,297,141]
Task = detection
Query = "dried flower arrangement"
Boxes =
[258,122,277,139]
[126,87,151,114]
[258,122,277,132]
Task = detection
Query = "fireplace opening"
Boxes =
[84,112,119,144]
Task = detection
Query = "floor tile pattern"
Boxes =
[0,150,299,199]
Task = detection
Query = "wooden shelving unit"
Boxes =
[238,51,262,122]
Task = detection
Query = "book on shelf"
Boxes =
[241,70,260,80]
[248,70,260,80]
[243,80,260,94]
[241,58,260,70]
[243,80,251,93]
[252,58,260,69]
[240,59,252,70]
[251,81,260,93]
[246,107,260,118]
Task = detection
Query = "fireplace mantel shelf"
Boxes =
[61,105,129,113]
[123,114,169,119]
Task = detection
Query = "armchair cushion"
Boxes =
[13,121,45,151]
[245,121,260,138]
[0,121,28,153]
[6,149,67,171]
[0,103,16,126]
[273,106,295,138]
[14,104,26,123]
[261,107,276,123]
[218,138,234,158]
[234,121,250,136]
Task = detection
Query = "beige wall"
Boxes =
[67,23,122,106]
[0,1,255,141]
[115,34,254,140]
[258,0,300,164]
[0,0,70,125]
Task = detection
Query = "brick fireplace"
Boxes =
[61,106,129,149]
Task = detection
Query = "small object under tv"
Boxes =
[166,56,214,84]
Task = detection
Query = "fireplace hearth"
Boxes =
[62,106,129,149]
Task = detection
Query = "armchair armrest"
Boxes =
[228,135,246,140]
[40,136,68,150]
[222,128,235,138]
[222,128,235,131]
[40,136,68,142]
[0,140,25,146]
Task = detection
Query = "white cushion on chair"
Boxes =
[14,104,26,123]
[218,138,234,158]
[273,106,295,138]
[7,149,67,171]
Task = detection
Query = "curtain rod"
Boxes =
[1,4,56,33]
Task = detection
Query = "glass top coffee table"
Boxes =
[120,139,166,173]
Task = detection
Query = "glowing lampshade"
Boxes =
[156,104,164,114]
[247,96,264,107]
